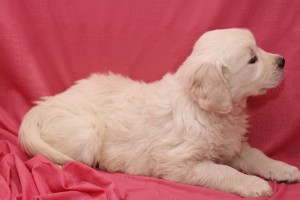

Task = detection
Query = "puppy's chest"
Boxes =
[203,114,249,162]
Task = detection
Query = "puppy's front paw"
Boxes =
[238,176,273,197]
[265,161,300,182]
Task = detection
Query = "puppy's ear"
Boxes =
[189,63,233,113]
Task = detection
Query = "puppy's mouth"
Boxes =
[261,80,282,91]
[259,88,267,91]
[261,71,284,91]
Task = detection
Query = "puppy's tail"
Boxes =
[19,106,73,165]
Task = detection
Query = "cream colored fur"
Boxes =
[19,28,300,197]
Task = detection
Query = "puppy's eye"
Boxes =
[248,55,258,64]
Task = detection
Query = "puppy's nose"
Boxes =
[277,57,285,69]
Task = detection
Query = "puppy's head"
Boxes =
[177,28,284,113]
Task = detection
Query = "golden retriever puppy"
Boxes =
[19,28,300,197]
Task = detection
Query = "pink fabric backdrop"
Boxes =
[0,0,299,199]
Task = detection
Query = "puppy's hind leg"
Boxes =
[40,112,105,167]
[162,161,273,197]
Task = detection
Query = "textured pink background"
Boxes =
[0,0,299,199]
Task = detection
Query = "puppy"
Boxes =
[19,28,300,197]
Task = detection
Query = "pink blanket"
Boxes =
[1,0,299,199]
